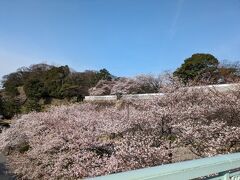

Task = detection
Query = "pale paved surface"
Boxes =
[0,154,16,180]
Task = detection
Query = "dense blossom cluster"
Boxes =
[0,87,240,179]
[89,74,173,95]
[89,77,156,95]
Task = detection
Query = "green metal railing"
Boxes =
[89,153,240,180]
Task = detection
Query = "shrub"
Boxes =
[24,78,47,99]
[24,98,42,113]
[60,84,88,99]
[0,97,20,119]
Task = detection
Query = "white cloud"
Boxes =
[169,0,185,38]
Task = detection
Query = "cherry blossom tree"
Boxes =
[0,85,240,179]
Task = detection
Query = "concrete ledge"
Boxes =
[121,93,165,100]
[85,95,117,101]
[188,83,239,92]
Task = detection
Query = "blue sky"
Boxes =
[0,0,240,79]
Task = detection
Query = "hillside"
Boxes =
[0,64,113,119]
[0,86,239,179]
[1,54,240,120]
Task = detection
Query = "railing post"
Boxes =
[223,173,230,180]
